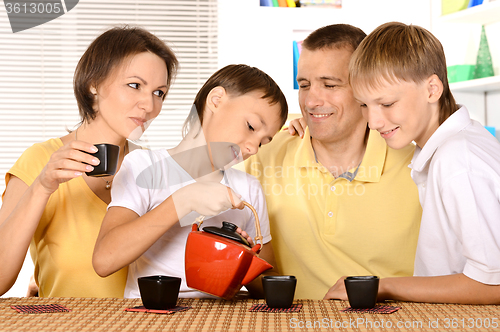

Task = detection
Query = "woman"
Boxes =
[0,26,178,297]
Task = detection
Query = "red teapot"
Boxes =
[185,201,273,299]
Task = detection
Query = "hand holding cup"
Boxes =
[85,143,120,177]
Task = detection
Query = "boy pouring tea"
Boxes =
[93,64,287,298]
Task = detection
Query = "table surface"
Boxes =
[1,297,499,331]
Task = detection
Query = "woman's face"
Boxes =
[92,51,168,141]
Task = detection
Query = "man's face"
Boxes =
[297,47,366,144]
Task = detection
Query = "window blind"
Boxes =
[0,0,218,196]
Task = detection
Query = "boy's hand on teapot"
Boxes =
[178,182,243,216]
[323,276,348,300]
[287,117,307,139]
[38,139,100,195]
[236,227,254,247]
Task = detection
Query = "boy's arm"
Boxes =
[324,274,500,304]
[379,274,500,305]
[92,196,182,277]
[286,116,307,138]
[93,181,242,277]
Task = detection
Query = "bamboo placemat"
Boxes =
[0,297,499,331]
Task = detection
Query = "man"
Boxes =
[240,24,422,300]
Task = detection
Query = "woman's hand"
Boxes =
[287,117,307,138]
[37,140,101,195]
[26,275,39,297]
[323,276,348,300]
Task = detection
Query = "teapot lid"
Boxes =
[203,221,250,247]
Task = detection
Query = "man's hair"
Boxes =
[349,22,457,124]
[183,64,288,136]
[302,24,366,52]
[74,26,178,123]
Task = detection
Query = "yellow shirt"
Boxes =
[4,138,127,297]
[241,129,422,299]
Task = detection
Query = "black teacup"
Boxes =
[85,143,119,177]
[344,276,379,309]
[138,275,181,310]
[262,275,297,308]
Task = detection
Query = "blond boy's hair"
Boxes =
[349,22,457,124]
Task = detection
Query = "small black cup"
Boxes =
[85,143,120,177]
[262,275,297,308]
[344,276,379,309]
[138,275,181,310]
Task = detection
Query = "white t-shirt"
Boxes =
[108,149,272,298]
[411,106,500,285]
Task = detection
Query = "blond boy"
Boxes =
[326,22,500,304]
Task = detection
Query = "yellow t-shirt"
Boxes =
[4,138,127,297]
[241,129,422,299]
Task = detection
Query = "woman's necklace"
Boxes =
[75,128,127,190]
[103,178,112,190]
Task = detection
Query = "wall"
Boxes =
[218,0,432,114]
[430,0,500,128]
[218,0,500,130]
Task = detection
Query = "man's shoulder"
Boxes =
[385,142,416,164]
[371,141,416,178]
[252,131,302,162]
[241,131,303,176]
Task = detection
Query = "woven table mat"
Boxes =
[1,297,499,331]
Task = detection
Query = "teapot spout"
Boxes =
[241,255,273,285]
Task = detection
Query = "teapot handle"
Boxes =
[190,201,263,249]
[226,186,264,248]
[191,215,206,231]
[242,201,264,248]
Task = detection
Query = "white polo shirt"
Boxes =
[410,105,500,285]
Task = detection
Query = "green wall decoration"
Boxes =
[474,25,494,79]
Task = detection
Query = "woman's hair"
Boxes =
[182,64,288,136]
[349,22,457,124]
[302,24,366,53]
[74,26,178,123]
